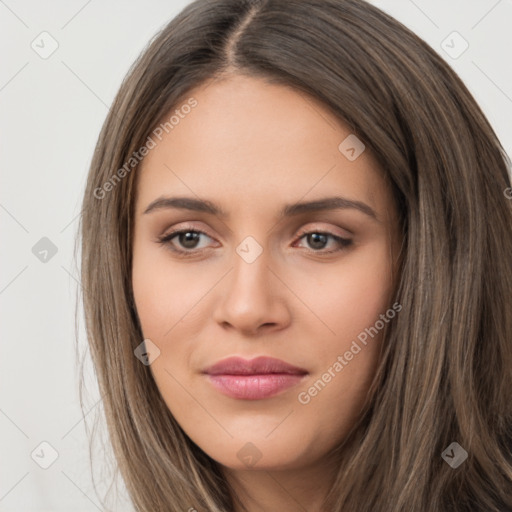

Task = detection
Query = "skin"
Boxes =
[132,74,401,512]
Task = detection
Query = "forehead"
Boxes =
[135,75,390,218]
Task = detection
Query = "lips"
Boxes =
[202,356,308,376]
[202,356,308,400]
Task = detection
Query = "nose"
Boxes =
[212,247,292,336]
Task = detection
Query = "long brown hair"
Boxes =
[79,0,512,510]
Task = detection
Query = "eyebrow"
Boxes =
[143,195,379,221]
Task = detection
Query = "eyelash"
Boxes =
[156,226,353,256]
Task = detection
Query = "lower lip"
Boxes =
[205,373,307,400]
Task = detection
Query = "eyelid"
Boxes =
[294,222,352,240]
[158,222,215,239]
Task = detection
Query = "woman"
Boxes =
[79,0,512,510]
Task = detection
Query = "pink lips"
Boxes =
[202,356,308,400]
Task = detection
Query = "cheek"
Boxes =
[131,244,209,339]
[292,240,395,349]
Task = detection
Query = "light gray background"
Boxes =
[1,0,511,510]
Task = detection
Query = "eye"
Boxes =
[294,230,353,253]
[157,227,215,254]
[156,227,353,256]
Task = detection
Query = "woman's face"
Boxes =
[132,74,401,472]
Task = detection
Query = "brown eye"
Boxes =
[157,229,214,254]
[295,231,352,253]
[175,231,202,249]
[306,233,329,250]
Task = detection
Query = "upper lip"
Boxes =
[202,356,308,376]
